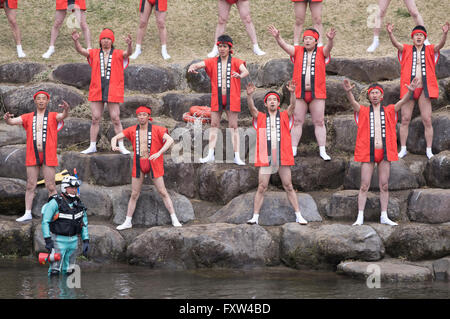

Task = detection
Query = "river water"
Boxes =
[0,258,448,299]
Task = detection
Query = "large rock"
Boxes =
[114,95,163,119]
[326,56,400,83]
[432,257,450,281]
[436,49,450,79]
[88,153,132,186]
[405,111,450,155]
[0,218,32,256]
[260,59,293,87]
[325,76,364,114]
[271,156,346,192]
[0,123,26,147]
[51,63,91,89]
[385,224,450,261]
[84,225,126,261]
[407,189,450,224]
[281,223,384,270]
[424,151,450,188]
[125,64,179,93]
[57,117,91,146]
[161,93,210,121]
[185,60,211,93]
[344,160,421,191]
[331,114,357,153]
[3,83,85,115]
[0,178,26,215]
[0,62,46,83]
[197,164,258,204]
[210,191,322,225]
[0,145,27,180]
[126,223,279,269]
[326,190,401,222]
[337,260,432,282]
[111,185,195,227]
[33,223,126,261]
[161,157,197,198]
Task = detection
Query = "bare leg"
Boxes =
[293,1,307,45]
[378,160,397,225]
[355,162,375,225]
[117,175,144,230]
[403,0,425,26]
[153,176,181,226]
[136,3,152,45]
[155,11,170,59]
[126,176,145,218]
[208,0,232,57]
[309,98,327,147]
[367,0,390,52]
[78,10,91,49]
[4,8,21,44]
[291,98,308,149]
[89,101,104,143]
[24,166,40,212]
[417,93,433,149]
[107,103,124,135]
[279,166,299,212]
[226,110,245,164]
[398,99,414,157]
[309,2,324,44]
[236,0,264,54]
[200,111,222,163]
[251,169,271,220]
[43,10,67,58]
[42,165,57,198]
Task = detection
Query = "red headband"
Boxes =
[33,91,50,100]
[368,86,384,95]
[264,93,281,103]
[303,30,319,41]
[136,106,153,121]
[100,29,115,44]
[217,41,233,54]
[411,30,427,39]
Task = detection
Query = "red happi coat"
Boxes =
[122,124,168,179]
[56,0,86,10]
[139,0,167,12]
[399,44,440,99]
[292,45,330,100]
[21,111,63,167]
[88,48,129,103]
[204,56,246,112]
[253,110,294,167]
[354,104,398,163]
[0,0,18,9]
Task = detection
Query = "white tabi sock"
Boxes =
[353,210,364,226]
[295,212,307,225]
[319,146,331,161]
[380,211,398,226]
[398,146,407,158]
[247,213,259,225]
[16,210,32,222]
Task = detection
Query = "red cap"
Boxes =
[100,29,115,44]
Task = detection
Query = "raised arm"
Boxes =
[3,112,23,126]
[111,132,126,152]
[55,100,70,122]
[395,77,420,112]
[268,25,295,56]
[343,79,360,113]
[149,133,174,161]
[386,23,403,52]
[72,30,90,58]
[123,34,133,59]
[246,83,259,119]
[435,22,449,52]
[188,61,206,74]
[323,28,336,58]
[286,80,297,118]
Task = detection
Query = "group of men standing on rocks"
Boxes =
[1,0,449,276]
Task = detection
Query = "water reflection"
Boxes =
[1,259,449,299]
